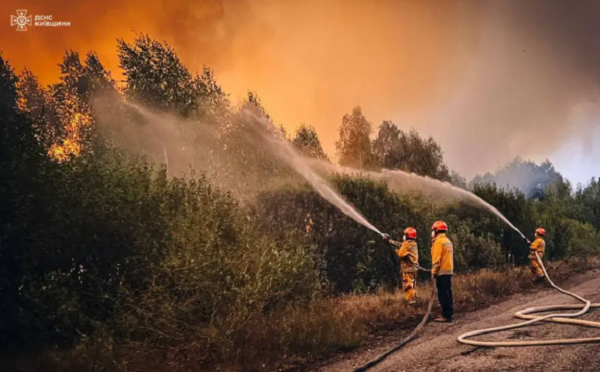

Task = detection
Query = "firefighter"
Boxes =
[385,227,420,305]
[431,221,454,323]
[529,227,546,281]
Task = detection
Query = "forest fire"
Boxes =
[49,111,91,161]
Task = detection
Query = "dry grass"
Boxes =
[268,257,599,371]
[218,257,599,371]
[4,258,598,372]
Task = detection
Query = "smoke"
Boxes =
[424,1,600,179]
[2,0,600,180]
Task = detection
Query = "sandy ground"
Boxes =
[316,270,600,372]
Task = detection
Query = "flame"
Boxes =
[49,112,92,162]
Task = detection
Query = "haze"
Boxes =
[1,0,599,183]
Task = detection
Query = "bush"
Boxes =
[0,151,321,362]
[253,176,436,294]
[451,222,504,272]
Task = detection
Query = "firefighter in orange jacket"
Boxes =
[387,227,420,305]
[529,227,546,281]
[431,221,454,322]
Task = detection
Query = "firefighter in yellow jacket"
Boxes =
[431,221,454,322]
[387,227,420,305]
[529,227,546,281]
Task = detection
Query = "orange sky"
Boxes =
[3,1,600,182]
[0,0,464,158]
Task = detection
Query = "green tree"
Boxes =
[247,91,270,120]
[46,51,94,160]
[336,106,373,168]
[573,177,600,229]
[81,52,117,99]
[292,124,329,160]
[371,120,401,168]
[213,98,294,199]
[372,120,450,180]
[197,67,231,122]
[17,68,62,150]
[118,35,202,116]
[447,182,537,263]
[0,54,58,350]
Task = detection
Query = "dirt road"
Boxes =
[316,270,600,372]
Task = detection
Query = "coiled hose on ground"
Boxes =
[457,252,600,346]
[351,253,600,372]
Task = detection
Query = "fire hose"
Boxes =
[457,251,600,346]
[352,239,600,372]
[352,255,436,372]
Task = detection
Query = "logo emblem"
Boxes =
[11,9,32,31]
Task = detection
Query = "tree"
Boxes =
[0,54,49,170]
[0,54,19,116]
[371,120,402,168]
[17,68,62,150]
[372,120,451,180]
[213,96,294,199]
[292,124,329,160]
[82,52,117,99]
[196,67,230,123]
[336,106,373,168]
[243,91,287,137]
[450,171,467,189]
[574,177,600,229]
[118,35,202,116]
[17,69,49,120]
[0,54,57,350]
[462,183,536,263]
[247,91,270,120]
[46,51,94,161]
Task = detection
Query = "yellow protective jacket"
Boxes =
[431,233,454,276]
[530,238,545,258]
[397,240,419,273]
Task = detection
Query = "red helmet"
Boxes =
[404,227,417,240]
[535,227,546,237]
[431,221,448,233]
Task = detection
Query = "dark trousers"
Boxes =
[436,275,453,319]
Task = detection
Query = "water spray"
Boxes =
[242,106,383,237]
[307,159,529,241]
[382,169,528,242]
